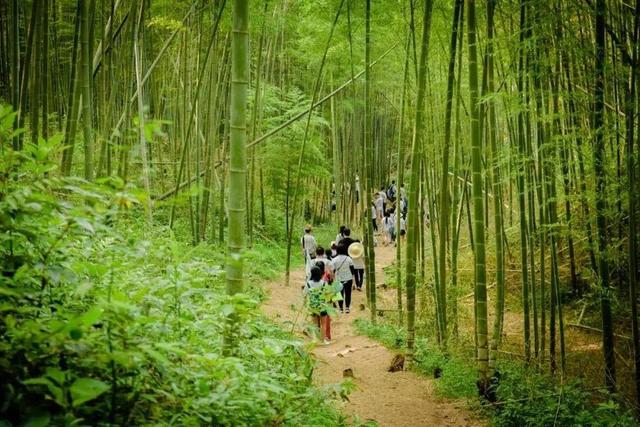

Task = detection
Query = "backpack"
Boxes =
[387,184,396,199]
[305,281,324,312]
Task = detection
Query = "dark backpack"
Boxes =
[387,184,396,199]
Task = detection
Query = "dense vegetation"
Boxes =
[1,0,640,425]
[0,114,348,425]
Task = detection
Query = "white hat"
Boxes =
[348,242,365,259]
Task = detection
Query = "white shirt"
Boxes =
[355,175,361,193]
[332,254,354,282]
[371,206,377,219]
[301,234,317,255]
[382,216,394,231]
[303,279,325,295]
[379,191,387,202]
[400,217,406,231]
[375,197,384,212]
[352,255,365,269]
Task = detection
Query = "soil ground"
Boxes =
[262,244,484,427]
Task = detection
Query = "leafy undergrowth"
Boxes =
[0,134,348,426]
[354,319,637,427]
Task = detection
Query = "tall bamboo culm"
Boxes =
[466,0,489,393]
[592,0,616,393]
[405,0,434,358]
[226,0,249,295]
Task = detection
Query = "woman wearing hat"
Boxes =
[348,242,365,292]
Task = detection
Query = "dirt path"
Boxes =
[262,244,483,427]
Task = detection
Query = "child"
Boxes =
[303,266,332,345]
[315,246,334,284]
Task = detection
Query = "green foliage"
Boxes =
[355,316,637,426]
[492,365,636,427]
[0,114,347,426]
[354,319,476,398]
[354,318,406,349]
[412,340,478,400]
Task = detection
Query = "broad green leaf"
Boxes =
[23,377,64,407]
[220,304,235,317]
[70,378,109,407]
[141,345,171,366]
[44,368,65,386]
[23,412,51,427]
[73,217,94,234]
[78,307,103,327]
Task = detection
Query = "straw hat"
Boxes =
[348,242,365,259]
[304,224,312,232]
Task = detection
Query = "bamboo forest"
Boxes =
[2,0,640,425]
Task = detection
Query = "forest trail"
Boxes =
[262,244,483,427]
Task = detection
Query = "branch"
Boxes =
[153,40,401,201]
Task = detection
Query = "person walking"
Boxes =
[382,211,394,246]
[349,242,365,292]
[378,186,388,212]
[340,227,355,249]
[315,246,334,283]
[303,265,332,345]
[301,225,317,265]
[375,194,384,225]
[355,173,361,204]
[332,243,355,313]
[399,194,408,219]
[387,180,397,202]
[335,225,346,245]
[389,208,397,245]
[371,202,378,232]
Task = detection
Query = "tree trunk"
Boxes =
[406,0,434,357]
[593,0,616,393]
[466,0,489,393]
[226,0,249,295]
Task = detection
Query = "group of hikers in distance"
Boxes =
[372,180,408,247]
[299,179,408,345]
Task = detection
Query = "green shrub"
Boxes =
[354,318,406,349]
[0,111,347,426]
[413,340,477,399]
[354,315,637,426]
[492,365,637,427]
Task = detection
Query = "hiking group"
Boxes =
[300,224,365,345]
[299,180,407,345]
[372,180,408,246]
